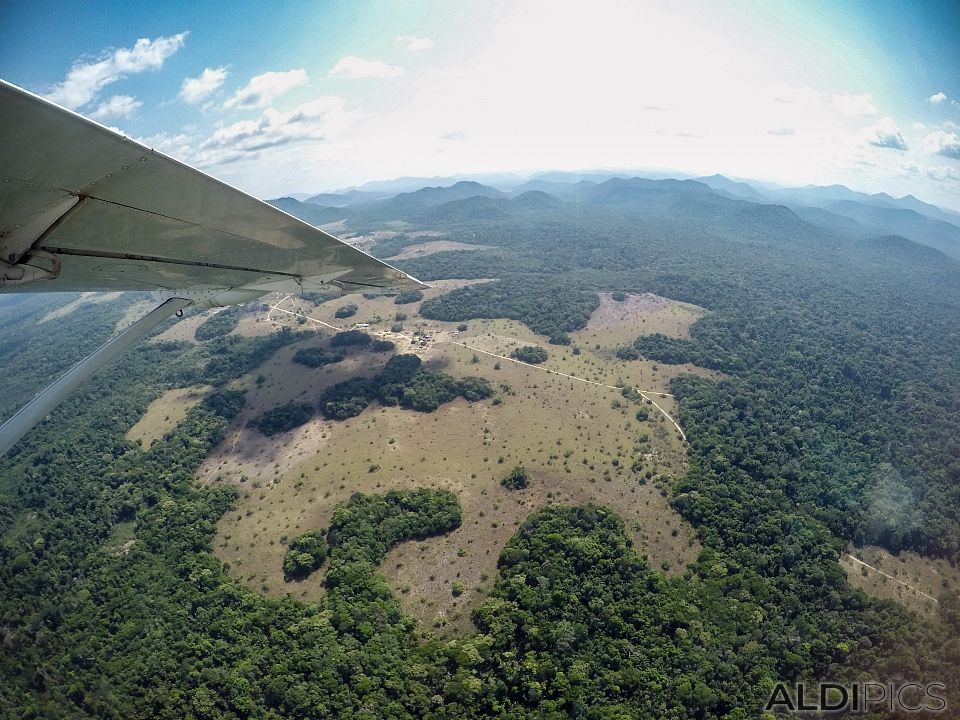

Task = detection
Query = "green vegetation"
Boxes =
[330,329,372,347]
[194,305,243,341]
[612,291,627,301]
[393,289,424,304]
[371,339,396,352]
[369,233,420,258]
[291,346,345,368]
[421,277,598,336]
[499,464,529,489]
[283,530,328,579]
[3,180,960,716]
[199,329,305,386]
[334,303,358,319]
[510,345,548,364]
[250,402,313,436]
[318,353,492,419]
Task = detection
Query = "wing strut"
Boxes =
[0,297,192,456]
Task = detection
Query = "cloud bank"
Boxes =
[44,33,186,110]
[224,69,308,109]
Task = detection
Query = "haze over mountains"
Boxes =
[269,172,960,259]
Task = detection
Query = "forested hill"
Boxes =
[277,174,960,258]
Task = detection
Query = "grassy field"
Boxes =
[126,385,212,448]
[146,285,956,632]
[180,286,716,636]
[841,544,960,621]
[386,240,494,260]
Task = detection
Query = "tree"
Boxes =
[334,304,359,319]
[394,290,424,304]
[283,530,329,579]
[500,465,530,490]
[251,402,314,436]
[330,329,372,347]
[292,346,346,368]
[511,346,548,364]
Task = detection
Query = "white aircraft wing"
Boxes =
[0,79,426,455]
[0,79,423,300]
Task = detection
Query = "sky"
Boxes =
[2,0,959,209]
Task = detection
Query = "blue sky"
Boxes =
[2,0,959,208]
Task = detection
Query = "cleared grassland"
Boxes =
[841,545,960,621]
[126,385,212,448]
[386,240,494,260]
[187,288,714,636]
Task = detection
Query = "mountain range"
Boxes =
[269,173,960,259]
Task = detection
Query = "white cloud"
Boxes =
[923,129,960,159]
[929,91,947,104]
[180,67,228,104]
[396,35,434,52]
[865,117,907,150]
[224,69,308,109]
[925,165,960,183]
[768,127,794,136]
[137,130,198,159]
[89,94,141,121]
[831,92,878,117]
[43,33,186,110]
[329,56,404,80]
[196,96,360,166]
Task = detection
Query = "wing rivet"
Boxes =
[139,157,147,162]
[121,166,129,170]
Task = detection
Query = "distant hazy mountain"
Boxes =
[512,179,598,201]
[821,200,960,258]
[267,197,350,226]
[426,195,515,222]
[511,190,563,210]
[582,177,712,205]
[371,181,507,218]
[277,172,960,257]
[772,184,960,229]
[790,206,873,239]
[695,174,771,203]
[304,190,390,206]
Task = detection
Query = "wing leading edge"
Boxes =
[0,79,424,299]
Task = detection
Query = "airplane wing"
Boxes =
[0,79,426,455]
[0,79,423,302]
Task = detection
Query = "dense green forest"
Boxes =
[250,402,314,436]
[291,345,346,368]
[318,353,492,419]
[1,180,959,717]
[334,303,359,319]
[195,306,243,341]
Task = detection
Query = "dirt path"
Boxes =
[266,297,687,442]
[447,341,686,441]
[842,553,939,603]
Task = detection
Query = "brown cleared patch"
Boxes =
[573,292,707,347]
[841,545,960,620]
[201,284,715,636]
[151,312,206,344]
[259,278,495,337]
[387,240,494,261]
[230,309,282,338]
[126,385,213,448]
[205,329,701,635]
